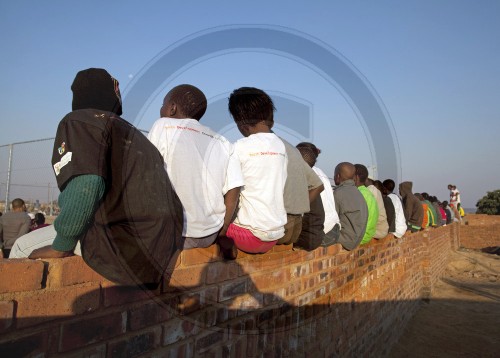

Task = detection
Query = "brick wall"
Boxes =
[0,224,459,357]
[460,214,500,250]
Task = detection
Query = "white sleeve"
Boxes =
[147,119,168,162]
[222,146,244,194]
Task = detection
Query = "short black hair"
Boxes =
[34,213,45,225]
[228,87,275,126]
[296,142,321,158]
[168,84,207,120]
[354,164,368,184]
[383,179,395,193]
[297,146,316,167]
[421,192,429,200]
[11,198,25,209]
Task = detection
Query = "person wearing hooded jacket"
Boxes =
[25,68,183,289]
[399,181,424,233]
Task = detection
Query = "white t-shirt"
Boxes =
[312,166,340,233]
[388,193,407,238]
[148,118,244,238]
[231,132,288,241]
[451,188,460,206]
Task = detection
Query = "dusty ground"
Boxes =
[390,247,500,357]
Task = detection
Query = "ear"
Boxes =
[168,103,177,117]
[160,101,177,118]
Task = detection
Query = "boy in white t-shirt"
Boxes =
[148,85,244,250]
[219,87,288,259]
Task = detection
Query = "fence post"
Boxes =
[4,144,13,213]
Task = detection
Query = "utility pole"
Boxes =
[4,144,13,213]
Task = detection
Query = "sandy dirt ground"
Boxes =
[390,247,500,357]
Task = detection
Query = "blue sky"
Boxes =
[1,0,499,208]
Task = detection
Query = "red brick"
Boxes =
[0,330,48,357]
[162,317,200,345]
[206,261,239,284]
[181,246,222,266]
[129,301,174,331]
[163,265,206,292]
[16,282,101,328]
[218,278,249,302]
[289,262,311,279]
[238,253,285,274]
[157,339,194,357]
[45,256,105,288]
[270,243,292,252]
[59,311,126,352]
[61,344,106,358]
[195,330,224,353]
[0,259,44,293]
[0,300,14,332]
[251,269,289,290]
[102,282,160,307]
[107,326,161,357]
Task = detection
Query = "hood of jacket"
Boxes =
[399,181,413,198]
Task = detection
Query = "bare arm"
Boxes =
[219,187,241,236]
[309,184,324,203]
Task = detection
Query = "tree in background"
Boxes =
[476,190,500,215]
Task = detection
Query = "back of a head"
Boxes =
[297,146,316,167]
[34,212,45,225]
[167,84,207,120]
[383,179,395,193]
[399,181,413,196]
[415,193,424,201]
[335,162,355,182]
[296,142,321,158]
[11,198,25,210]
[228,87,275,126]
[373,180,385,194]
[71,68,123,115]
[354,164,368,184]
[421,192,429,200]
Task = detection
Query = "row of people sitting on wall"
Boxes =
[8,68,454,287]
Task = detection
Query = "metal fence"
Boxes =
[0,138,59,213]
[1,131,150,213]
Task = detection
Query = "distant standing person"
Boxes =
[0,198,31,258]
[448,184,461,211]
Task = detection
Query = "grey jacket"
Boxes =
[334,179,368,250]
[0,211,31,249]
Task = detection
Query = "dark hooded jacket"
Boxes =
[399,182,424,229]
